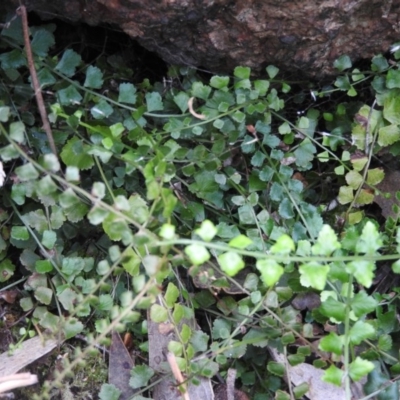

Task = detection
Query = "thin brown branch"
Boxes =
[17,4,58,157]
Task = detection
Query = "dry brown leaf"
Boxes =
[108,330,136,400]
[375,170,400,219]
[0,290,18,304]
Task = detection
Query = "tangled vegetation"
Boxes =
[2,12,400,400]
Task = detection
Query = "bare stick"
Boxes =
[0,373,38,393]
[166,352,190,400]
[17,5,58,157]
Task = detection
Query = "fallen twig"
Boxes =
[0,373,38,394]
[17,4,58,157]
[188,97,206,120]
[166,352,190,400]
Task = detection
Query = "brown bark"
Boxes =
[1,0,400,76]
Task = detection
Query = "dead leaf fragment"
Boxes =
[0,290,18,304]
[375,170,400,219]
[292,292,321,311]
[109,331,136,400]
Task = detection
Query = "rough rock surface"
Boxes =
[1,0,400,76]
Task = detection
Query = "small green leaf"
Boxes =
[58,288,77,311]
[319,296,346,321]
[351,291,378,317]
[366,168,385,185]
[347,86,357,97]
[63,317,83,339]
[319,332,343,355]
[335,75,351,90]
[130,365,155,389]
[118,83,137,104]
[293,383,309,399]
[275,391,290,400]
[35,260,53,274]
[266,65,279,79]
[11,226,29,240]
[191,82,211,100]
[277,198,294,219]
[371,54,389,72]
[180,324,191,343]
[15,163,39,181]
[378,124,400,146]
[173,91,189,113]
[278,122,291,134]
[185,244,210,265]
[146,92,164,112]
[267,361,285,377]
[37,67,56,88]
[42,153,60,173]
[231,110,245,123]
[392,259,400,274]
[150,304,168,323]
[0,259,15,282]
[0,106,10,122]
[98,294,113,311]
[195,220,217,242]
[159,224,176,240]
[0,49,26,69]
[270,234,295,254]
[254,80,270,96]
[322,364,344,386]
[238,204,256,224]
[190,330,209,352]
[210,76,230,89]
[311,225,341,256]
[386,69,400,89]
[9,121,25,143]
[345,170,363,189]
[256,259,284,287]
[91,100,114,119]
[334,55,352,71]
[164,283,179,308]
[229,234,252,249]
[168,340,183,356]
[42,230,56,249]
[338,185,354,204]
[356,221,382,254]
[293,139,316,168]
[31,28,55,56]
[84,65,104,89]
[349,357,374,381]
[99,384,121,400]
[349,321,376,345]
[234,66,251,79]
[61,137,94,170]
[55,49,81,77]
[58,85,82,105]
[34,286,53,305]
[299,262,329,290]
[378,334,393,351]
[346,260,375,288]
[212,318,231,339]
[218,252,245,276]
